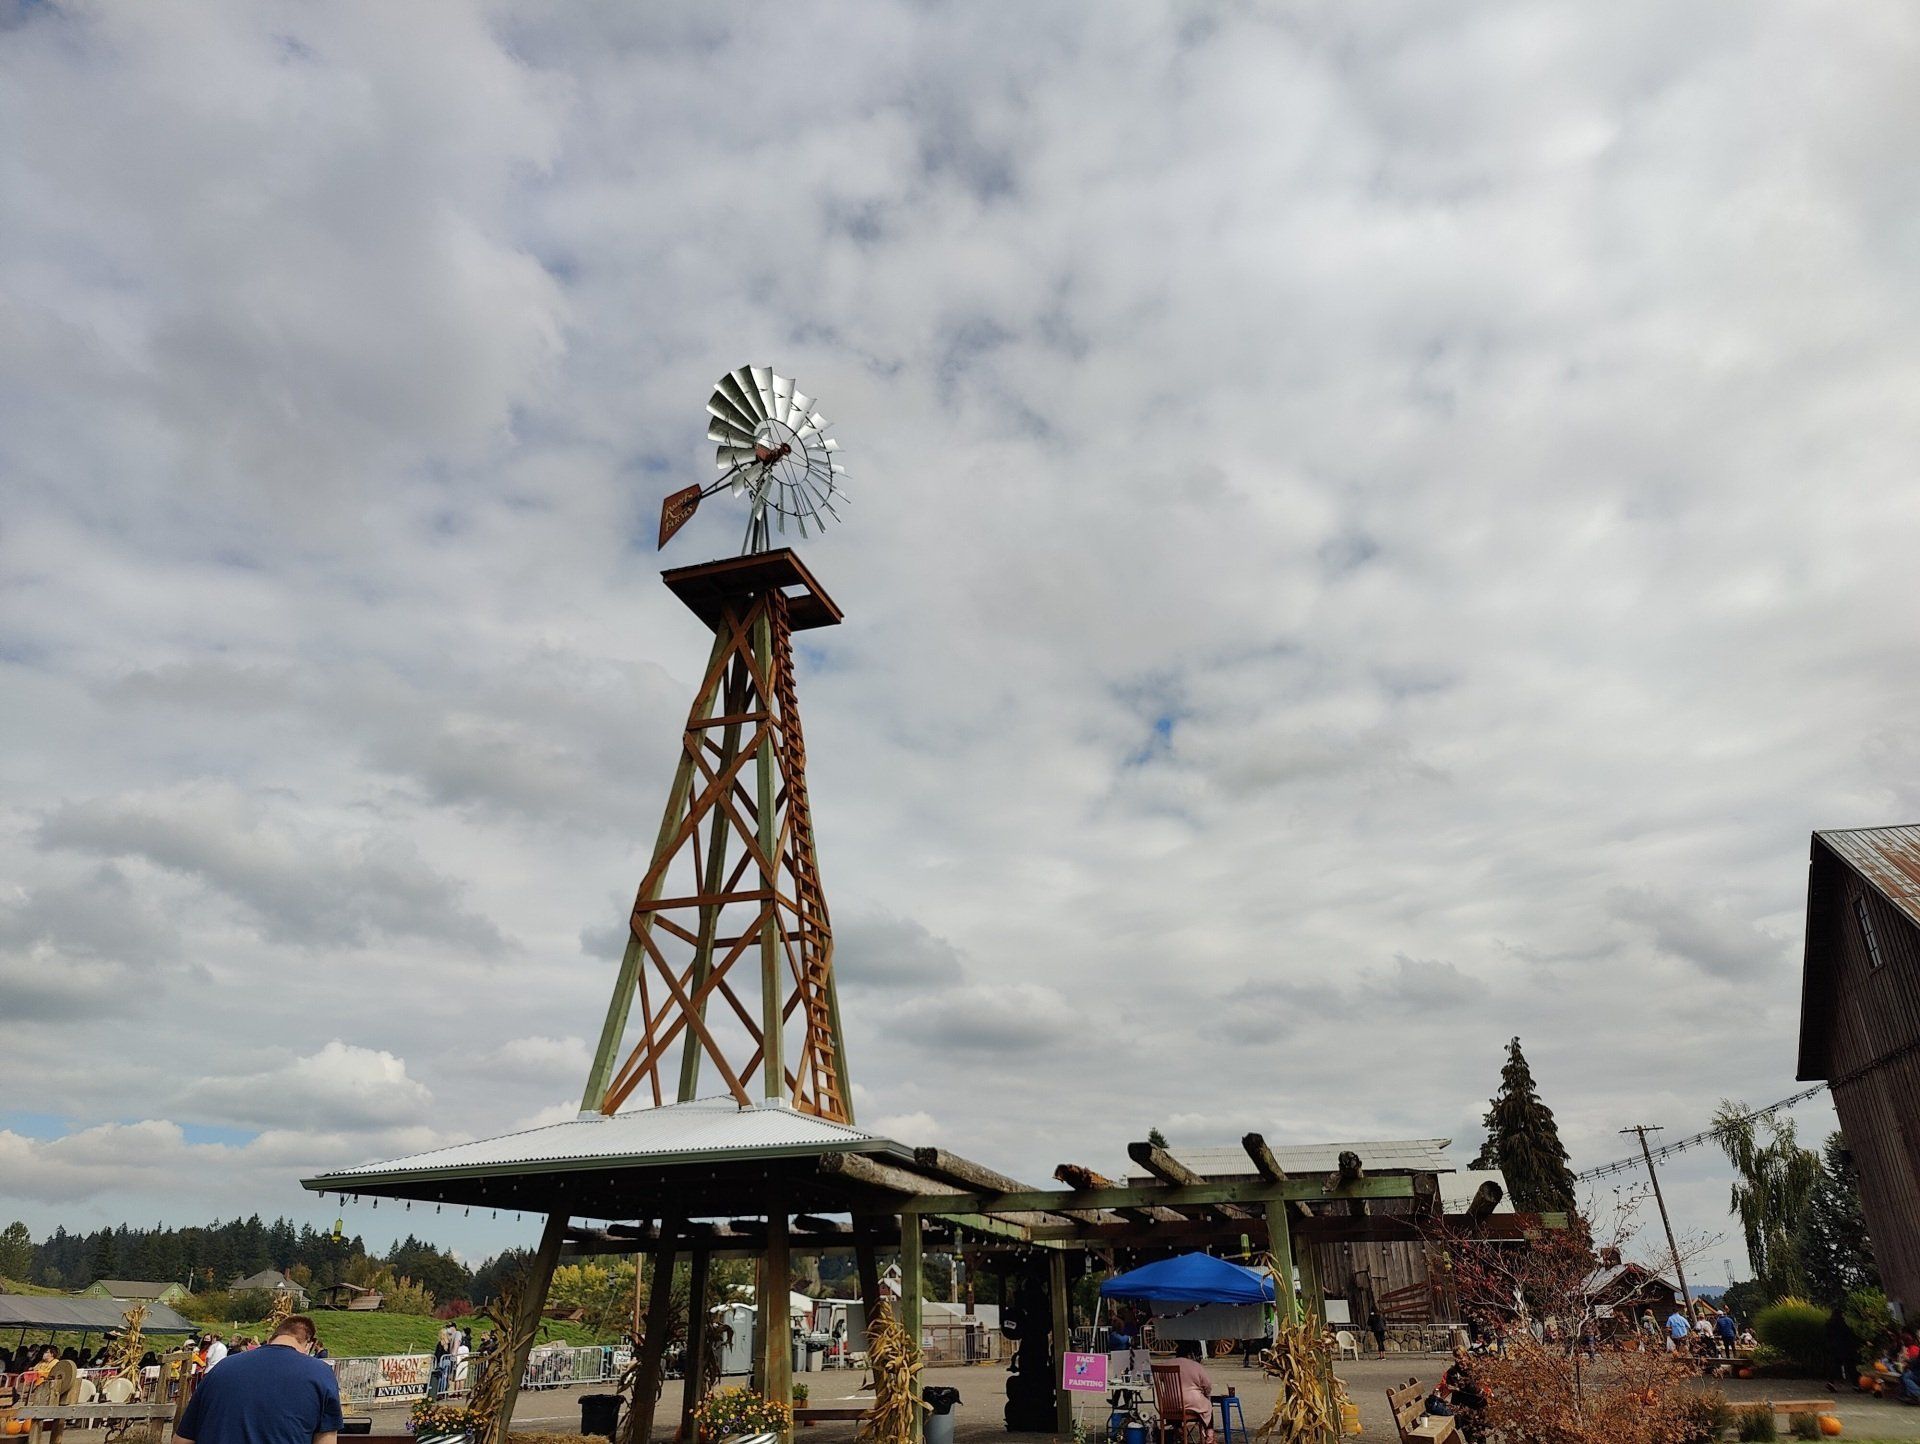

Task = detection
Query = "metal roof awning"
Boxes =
[303,1098,926,1220]
[0,1297,196,1333]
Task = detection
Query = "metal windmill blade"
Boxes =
[659,367,851,551]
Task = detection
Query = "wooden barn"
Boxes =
[1797,825,1920,1318]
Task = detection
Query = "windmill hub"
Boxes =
[655,365,848,551]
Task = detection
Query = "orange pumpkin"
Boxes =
[1737,1368,1753,1378]
[1817,1415,1842,1437]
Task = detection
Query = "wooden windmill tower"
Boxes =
[580,367,854,1122]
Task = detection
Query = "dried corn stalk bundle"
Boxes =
[265,1288,296,1339]
[469,1278,537,1444]
[1252,1256,1337,1444]
[856,1299,926,1444]
[109,1305,149,1381]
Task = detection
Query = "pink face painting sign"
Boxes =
[1061,1351,1109,1393]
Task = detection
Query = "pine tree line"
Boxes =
[2,1215,517,1306]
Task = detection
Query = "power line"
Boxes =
[1574,1031,1920,1183]
[1575,1084,1826,1182]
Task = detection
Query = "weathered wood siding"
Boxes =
[1312,1239,1449,1322]
[1813,847,1920,1314]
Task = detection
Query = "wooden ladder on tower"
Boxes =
[770,589,844,1119]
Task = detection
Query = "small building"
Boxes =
[1583,1259,1679,1334]
[1797,826,1920,1317]
[81,1279,190,1308]
[228,1269,309,1309]
[315,1281,383,1311]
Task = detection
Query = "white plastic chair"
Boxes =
[1334,1330,1360,1361]
[103,1376,138,1404]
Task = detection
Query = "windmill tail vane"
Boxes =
[657,365,848,553]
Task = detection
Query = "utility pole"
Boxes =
[1622,1125,1691,1309]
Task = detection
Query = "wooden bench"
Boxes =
[1766,1399,1829,1418]
[794,1405,870,1424]
[1384,1380,1458,1444]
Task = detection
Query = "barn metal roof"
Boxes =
[1132,1139,1455,1181]
[304,1097,906,1190]
[1799,825,1920,1079]
[1815,826,1920,929]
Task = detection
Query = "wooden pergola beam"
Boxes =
[1055,1162,1178,1223]
[1242,1133,1312,1221]
[1128,1141,1254,1221]
[895,1174,1411,1216]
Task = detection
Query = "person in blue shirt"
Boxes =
[174,1316,341,1444]
[1666,1309,1692,1354]
[1714,1311,1738,1358]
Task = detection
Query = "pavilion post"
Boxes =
[496,1211,569,1441]
[678,1249,712,1444]
[1264,1201,1299,1327]
[631,1235,681,1444]
[757,1203,794,1441]
[853,1227,882,1346]
[1049,1249,1073,1437]
[898,1213,923,1444]
[1296,1239,1323,1324]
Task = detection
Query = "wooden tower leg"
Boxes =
[581,625,729,1112]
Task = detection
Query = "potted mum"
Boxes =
[408,1399,482,1444]
[691,1386,791,1444]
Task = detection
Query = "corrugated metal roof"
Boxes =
[0,1297,196,1332]
[1129,1139,1455,1182]
[1816,826,1920,929]
[305,1097,902,1189]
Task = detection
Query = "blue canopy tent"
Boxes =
[1098,1252,1276,1306]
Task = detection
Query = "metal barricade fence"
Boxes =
[329,1346,618,1406]
[917,1322,1004,1366]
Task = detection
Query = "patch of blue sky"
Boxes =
[175,1122,259,1148]
[0,1111,70,1140]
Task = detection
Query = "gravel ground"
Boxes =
[32,1357,1916,1444]
[345,1357,1920,1444]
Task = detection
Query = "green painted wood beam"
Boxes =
[894,1174,1413,1216]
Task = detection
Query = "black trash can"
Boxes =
[580,1393,623,1439]
[340,1419,372,1436]
[923,1386,962,1444]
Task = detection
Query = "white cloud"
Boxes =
[179,1040,436,1133]
[0,0,1907,1270]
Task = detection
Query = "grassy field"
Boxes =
[0,1288,618,1358]
[0,1276,66,1296]
[212,1311,618,1357]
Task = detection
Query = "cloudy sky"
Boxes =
[4,2,1917,1283]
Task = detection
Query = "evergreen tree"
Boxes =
[1795,1131,1879,1305]
[1146,1126,1168,1149]
[0,1221,32,1281]
[1471,1036,1577,1214]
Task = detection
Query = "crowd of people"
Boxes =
[1639,1302,1755,1359]
[0,1326,333,1390]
